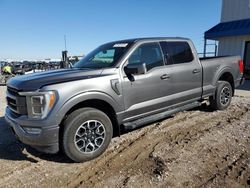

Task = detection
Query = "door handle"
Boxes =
[161,74,170,80]
[193,69,201,74]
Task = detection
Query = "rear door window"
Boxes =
[160,41,194,64]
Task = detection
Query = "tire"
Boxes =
[63,108,113,162]
[210,81,232,110]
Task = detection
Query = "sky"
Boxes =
[0,0,221,60]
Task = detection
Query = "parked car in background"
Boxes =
[22,61,33,72]
[12,63,25,75]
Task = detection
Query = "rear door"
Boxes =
[160,41,202,105]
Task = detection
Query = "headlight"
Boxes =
[19,91,56,119]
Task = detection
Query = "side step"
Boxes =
[123,101,201,130]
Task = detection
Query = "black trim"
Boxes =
[243,41,250,77]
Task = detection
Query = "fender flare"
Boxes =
[212,66,234,87]
[55,91,122,125]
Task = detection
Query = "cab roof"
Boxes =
[109,37,190,44]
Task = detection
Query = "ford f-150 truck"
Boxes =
[5,37,244,162]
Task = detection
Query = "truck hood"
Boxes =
[7,68,103,91]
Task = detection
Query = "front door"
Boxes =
[244,41,250,77]
[121,42,174,122]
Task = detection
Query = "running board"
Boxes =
[123,101,201,130]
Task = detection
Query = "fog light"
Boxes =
[23,127,42,134]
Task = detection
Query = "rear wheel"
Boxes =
[210,81,232,110]
[63,108,113,162]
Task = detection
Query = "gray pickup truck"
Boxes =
[5,37,244,162]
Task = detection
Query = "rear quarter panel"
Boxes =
[201,56,242,97]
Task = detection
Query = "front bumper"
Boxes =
[5,107,59,154]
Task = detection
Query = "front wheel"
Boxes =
[210,81,232,110]
[63,108,113,162]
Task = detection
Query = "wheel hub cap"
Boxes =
[74,120,106,153]
[220,86,230,105]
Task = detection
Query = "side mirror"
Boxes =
[124,63,147,75]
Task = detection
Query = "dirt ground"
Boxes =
[0,86,249,188]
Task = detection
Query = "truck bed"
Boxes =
[200,55,242,98]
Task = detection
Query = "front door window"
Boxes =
[128,43,164,71]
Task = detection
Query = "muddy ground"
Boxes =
[0,86,249,188]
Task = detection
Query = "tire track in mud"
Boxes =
[131,104,248,162]
[66,112,201,188]
[148,105,250,187]
[156,105,249,151]
[68,101,250,188]
[144,106,249,181]
[200,153,250,188]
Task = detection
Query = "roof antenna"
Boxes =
[64,35,67,51]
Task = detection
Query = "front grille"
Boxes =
[6,87,27,116]
[7,87,18,96]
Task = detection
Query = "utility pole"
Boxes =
[61,35,68,68]
[64,35,67,51]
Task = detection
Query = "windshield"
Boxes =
[74,41,133,69]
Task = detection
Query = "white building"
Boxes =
[205,0,250,77]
